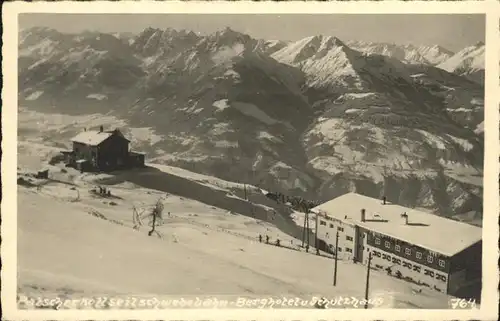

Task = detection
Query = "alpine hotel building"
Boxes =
[312,193,482,297]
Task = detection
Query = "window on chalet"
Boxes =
[329,223,334,228]
[416,252,422,259]
[395,245,401,252]
[320,220,326,226]
[346,236,353,241]
[427,256,434,263]
[337,247,342,252]
[405,248,411,256]
[384,241,391,249]
[438,259,445,268]
[375,238,381,245]
[345,248,352,253]
[338,227,344,232]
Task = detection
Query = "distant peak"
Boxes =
[139,27,161,37]
[326,36,346,47]
[214,27,246,38]
[209,27,252,46]
[301,35,347,50]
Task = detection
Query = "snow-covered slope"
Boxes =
[254,39,289,55]
[346,41,453,65]
[17,27,484,219]
[437,42,485,84]
[16,133,455,308]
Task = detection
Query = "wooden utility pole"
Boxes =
[314,211,319,250]
[244,183,247,200]
[333,231,339,286]
[305,207,310,247]
[301,210,307,247]
[364,251,372,309]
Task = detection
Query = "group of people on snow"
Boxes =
[96,186,111,196]
[259,234,281,246]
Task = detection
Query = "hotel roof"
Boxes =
[312,192,482,257]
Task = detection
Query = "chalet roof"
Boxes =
[71,131,113,146]
[71,129,129,146]
[312,192,482,257]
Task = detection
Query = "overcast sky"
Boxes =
[20,14,485,51]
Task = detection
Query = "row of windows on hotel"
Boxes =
[371,249,448,283]
[374,237,445,268]
[320,220,445,269]
[320,220,341,229]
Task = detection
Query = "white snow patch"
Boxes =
[209,122,233,136]
[308,118,361,145]
[223,69,241,80]
[343,93,375,99]
[474,121,484,134]
[416,130,447,150]
[470,98,483,106]
[309,157,344,176]
[26,91,44,101]
[272,161,292,170]
[86,94,107,101]
[446,108,472,113]
[128,127,164,145]
[446,135,474,152]
[257,132,283,143]
[214,140,239,148]
[344,108,363,114]
[213,99,230,111]
[211,43,245,65]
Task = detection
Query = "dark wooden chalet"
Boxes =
[64,126,145,172]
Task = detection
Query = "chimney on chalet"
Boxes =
[99,125,104,133]
[361,208,366,222]
[382,196,387,205]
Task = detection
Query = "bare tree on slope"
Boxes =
[146,198,165,238]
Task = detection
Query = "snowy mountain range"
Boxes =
[436,42,485,84]
[17,26,484,220]
[345,41,454,66]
